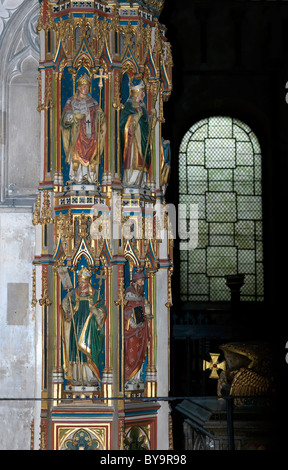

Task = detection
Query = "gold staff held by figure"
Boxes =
[93,67,109,184]
[58,266,107,386]
[120,79,157,189]
[61,72,107,185]
[138,107,157,189]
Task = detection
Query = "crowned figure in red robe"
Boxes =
[61,73,106,184]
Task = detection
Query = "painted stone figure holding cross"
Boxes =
[61,72,107,184]
[60,266,107,386]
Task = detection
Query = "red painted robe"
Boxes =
[124,285,150,382]
[62,95,99,166]
[75,102,98,166]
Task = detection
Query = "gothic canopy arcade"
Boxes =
[28,0,174,450]
[1,0,285,452]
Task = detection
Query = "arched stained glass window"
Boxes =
[179,116,264,302]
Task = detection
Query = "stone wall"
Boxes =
[0,212,38,449]
[0,0,41,449]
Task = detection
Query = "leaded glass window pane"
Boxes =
[179,116,264,302]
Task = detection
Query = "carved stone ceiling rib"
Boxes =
[0,0,26,36]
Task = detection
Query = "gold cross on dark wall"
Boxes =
[203,353,226,379]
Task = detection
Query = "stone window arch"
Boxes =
[179,116,264,302]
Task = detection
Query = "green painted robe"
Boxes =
[62,287,107,382]
[120,97,151,172]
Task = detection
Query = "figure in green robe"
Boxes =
[61,267,107,385]
[120,79,156,188]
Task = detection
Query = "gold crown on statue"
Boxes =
[77,73,91,86]
[77,266,92,281]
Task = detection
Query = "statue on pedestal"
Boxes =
[120,79,156,188]
[124,271,152,384]
[61,73,107,184]
[60,267,107,385]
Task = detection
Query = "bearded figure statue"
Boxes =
[124,271,152,384]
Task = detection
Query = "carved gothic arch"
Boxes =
[0,0,40,203]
